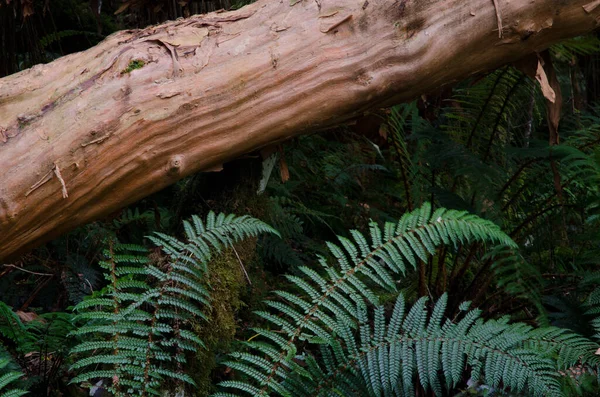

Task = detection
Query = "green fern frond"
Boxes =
[0,354,27,397]
[70,212,277,396]
[0,303,30,349]
[552,35,600,59]
[215,204,574,397]
[148,212,278,273]
[219,288,599,397]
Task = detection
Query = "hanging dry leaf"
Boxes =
[279,146,289,183]
[540,51,562,145]
[535,61,556,103]
[114,1,131,15]
[378,123,388,140]
[21,0,34,18]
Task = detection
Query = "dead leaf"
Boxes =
[535,60,556,103]
[279,154,290,183]
[378,124,388,140]
[114,2,130,15]
[20,0,34,18]
[16,310,41,323]
[539,51,563,204]
[540,51,562,145]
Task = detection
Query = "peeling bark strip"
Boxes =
[491,0,504,38]
[1,0,600,261]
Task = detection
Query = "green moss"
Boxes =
[190,240,255,396]
[121,59,145,74]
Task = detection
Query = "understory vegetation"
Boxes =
[3,0,600,396]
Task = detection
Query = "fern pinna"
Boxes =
[0,350,26,397]
[215,203,600,397]
[69,212,278,396]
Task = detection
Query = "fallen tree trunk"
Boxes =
[0,0,599,261]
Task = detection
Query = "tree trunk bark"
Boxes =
[0,0,599,261]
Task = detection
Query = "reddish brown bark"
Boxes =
[1,0,600,261]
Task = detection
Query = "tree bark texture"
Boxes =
[1,0,600,261]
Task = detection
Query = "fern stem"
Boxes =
[466,68,508,149]
[450,68,509,193]
[501,179,530,211]
[433,246,448,296]
[510,204,577,238]
[483,74,525,163]
[108,241,122,396]
[497,158,540,198]
[142,264,174,397]
[449,243,478,289]
[259,219,460,394]
[419,257,427,297]
[464,257,495,306]
[390,127,413,211]
[470,74,525,207]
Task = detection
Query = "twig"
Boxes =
[24,163,69,199]
[232,246,251,285]
[25,169,53,197]
[81,134,110,147]
[19,276,53,311]
[2,264,53,276]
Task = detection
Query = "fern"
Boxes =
[259,197,306,269]
[0,349,26,397]
[246,294,596,396]
[0,303,32,352]
[552,35,600,59]
[214,204,600,396]
[69,212,278,396]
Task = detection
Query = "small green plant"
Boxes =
[121,59,145,74]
